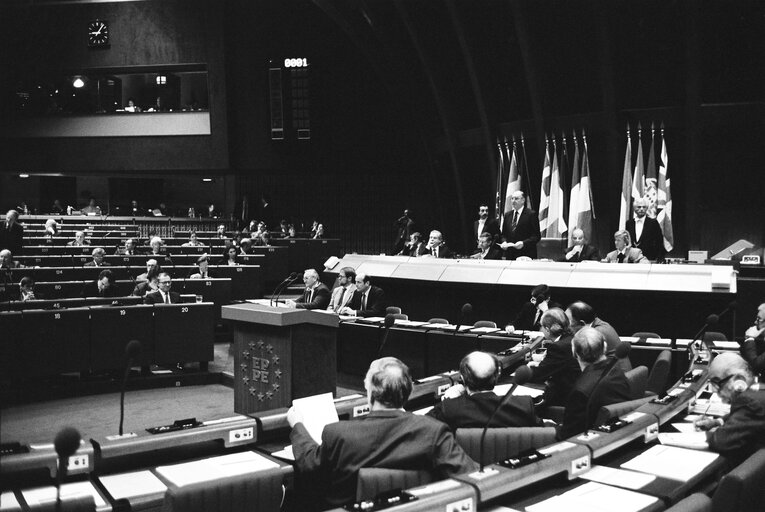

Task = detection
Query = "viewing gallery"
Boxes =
[1,1,764,511]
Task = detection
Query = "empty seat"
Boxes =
[624,365,649,399]
[665,493,712,512]
[711,448,765,512]
[428,318,449,324]
[473,320,497,328]
[455,427,557,466]
[391,313,408,320]
[631,331,662,343]
[162,468,284,512]
[595,396,655,425]
[703,331,728,345]
[356,468,435,502]
[646,349,672,396]
[386,306,402,315]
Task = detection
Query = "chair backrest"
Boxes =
[703,331,728,344]
[624,365,649,399]
[455,427,557,466]
[31,495,96,512]
[646,349,672,396]
[711,448,765,512]
[631,331,662,343]
[665,493,712,512]
[391,313,408,320]
[473,320,497,328]
[356,468,435,502]
[595,395,655,425]
[386,306,402,315]
[162,469,284,512]
[428,317,449,324]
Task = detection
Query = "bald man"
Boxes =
[626,197,665,261]
[427,351,540,432]
[500,190,540,259]
[694,353,765,462]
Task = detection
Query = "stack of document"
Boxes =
[156,452,280,487]
[620,445,718,481]
[525,482,659,512]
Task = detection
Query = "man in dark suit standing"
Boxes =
[470,232,503,260]
[626,197,665,261]
[0,210,24,256]
[340,273,386,317]
[143,272,181,304]
[288,357,476,508]
[500,191,540,259]
[428,351,540,432]
[556,327,632,439]
[287,268,330,310]
[561,228,600,262]
[473,204,500,243]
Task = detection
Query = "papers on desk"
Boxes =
[271,445,295,461]
[1,491,20,511]
[155,452,280,487]
[713,340,740,350]
[580,465,656,490]
[689,399,730,417]
[292,392,339,444]
[525,482,659,512]
[358,316,385,323]
[471,326,500,333]
[620,444,718,481]
[645,338,672,346]
[494,383,545,398]
[22,481,107,508]
[99,470,167,500]
[658,432,710,451]
[413,406,434,415]
[393,319,428,327]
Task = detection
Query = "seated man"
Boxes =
[418,230,453,258]
[694,352,765,464]
[529,308,581,408]
[470,232,503,260]
[602,230,648,263]
[328,266,356,313]
[67,231,89,247]
[136,259,160,281]
[556,327,632,440]
[740,303,765,378]
[84,247,111,267]
[115,238,137,256]
[19,276,41,301]
[189,254,215,279]
[397,231,423,257]
[562,227,600,262]
[339,273,386,317]
[81,269,119,298]
[181,231,204,247]
[505,284,560,332]
[566,301,630,371]
[427,351,540,431]
[133,266,161,297]
[0,249,24,270]
[81,198,102,215]
[148,236,165,256]
[288,357,477,508]
[286,269,331,310]
[144,272,180,304]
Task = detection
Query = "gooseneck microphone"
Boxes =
[273,272,300,307]
[453,303,473,336]
[119,340,142,436]
[54,426,82,512]
[478,365,532,471]
[377,314,397,356]
[270,272,296,306]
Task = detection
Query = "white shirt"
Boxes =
[633,216,645,241]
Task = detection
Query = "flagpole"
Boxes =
[520,133,534,207]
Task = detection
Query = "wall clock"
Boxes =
[88,20,110,47]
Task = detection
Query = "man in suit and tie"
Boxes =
[328,266,356,312]
[82,269,120,298]
[340,273,386,317]
[397,232,424,256]
[84,247,112,267]
[144,272,181,304]
[561,228,600,262]
[473,204,500,243]
[417,230,453,258]
[67,231,90,247]
[602,230,648,263]
[287,268,331,310]
[470,232,503,260]
[0,210,24,256]
[626,197,665,262]
[500,191,540,259]
[115,238,137,256]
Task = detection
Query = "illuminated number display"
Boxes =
[283,58,309,68]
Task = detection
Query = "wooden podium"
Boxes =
[222,302,338,414]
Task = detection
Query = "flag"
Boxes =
[540,138,567,237]
[577,132,595,241]
[495,138,504,222]
[567,132,581,245]
[538,139,552,235]
[499,139,520,230]
[645,124,658,217]
[520,135,533,208]
[632,124,645,202]
[560,135,570,229]
[619,128,633,230]
[657,128,674,251]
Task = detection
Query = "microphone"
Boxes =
[453,303,473,336]
[583,342,631,432]
[274,272,300,306]
[478,365,532,471]
[377,314,396,356]
[688,313,719,360]
[54,426,81,512]
[119,340,142,436]
[271,272,298,307]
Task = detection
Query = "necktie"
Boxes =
[617,252,625,263]
[164,292,170,304]
[512,211,519,230]
[361,293,367,311]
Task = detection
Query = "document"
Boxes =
[493,384,544,398]
[670,422,698,434]
[657,432,710,451]
[620,444,718,481]
[271,445,295,461]
[22,481,107,508]
[412,406,434,415]
[99,470,167,500]
[526,482,659,512]
[292,392,339,444]
[580,465,656,490]
[155,451,280,487]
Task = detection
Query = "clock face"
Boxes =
[88,20,110,47]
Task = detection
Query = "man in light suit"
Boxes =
[500,191,540,259]
[626,198,665,262]
[328,266,356,312]
[473,204,500,243]
[602,230,648,263]
[288,357,476,508]
[287,268,330,310]
[340,273,386,317]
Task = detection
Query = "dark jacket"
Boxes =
[347,285,386,317]
[427,391,540,432]
[501,208,540,259]
[295,283,331,310]
[529,333,582,407]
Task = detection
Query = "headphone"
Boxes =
[732,377,748,393]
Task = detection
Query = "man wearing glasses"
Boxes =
[144,272,180,304]
[741,303,765,378]
[694,353,765,463]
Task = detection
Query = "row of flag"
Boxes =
[495,124,674,252]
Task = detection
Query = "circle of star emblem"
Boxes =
[257,392,265,401]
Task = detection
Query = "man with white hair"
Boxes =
[626,197,665,261]
[67,231,89,247]
[602,230,648,263]
[418,230,453,258]
[85,247,111,267]
[741,303,765,378]
[286,268,330,310]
